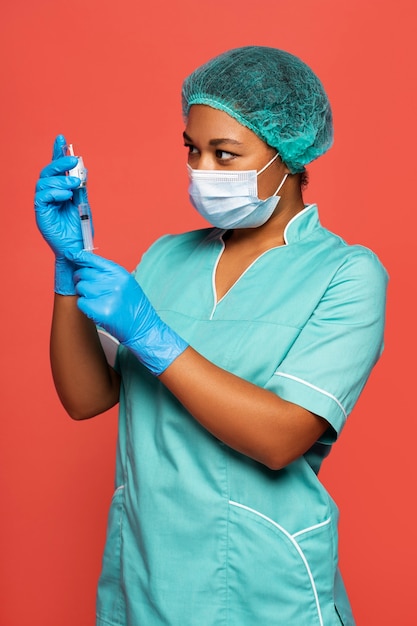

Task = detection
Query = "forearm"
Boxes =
[50,294,120,420]
[159,347,328,470]
[67,251,327,462]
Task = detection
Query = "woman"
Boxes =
[34,46,387,626]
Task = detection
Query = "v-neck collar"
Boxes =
[207,204,320,315]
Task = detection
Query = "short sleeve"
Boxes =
[98,328,120,369]
[264,249,388,441]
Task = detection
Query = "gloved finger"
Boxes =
[75,278,113,301]
[76,296,103,325]
[52,134,67,160]
[34,187,74,209]
[39,155,78,179]
[73,265,102,288]
[69,250,121,272]
[35,175,80,193]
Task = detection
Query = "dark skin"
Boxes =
[50,104,328,470]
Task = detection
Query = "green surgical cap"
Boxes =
[182,46,333,173]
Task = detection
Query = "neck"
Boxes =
[229,185,305,248]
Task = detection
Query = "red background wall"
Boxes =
[1,1,415,624]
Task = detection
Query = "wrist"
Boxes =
[123,322,189,376]
[54,256,77,295]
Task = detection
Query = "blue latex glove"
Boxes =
[72,251,188,375]
[34,134,91,294]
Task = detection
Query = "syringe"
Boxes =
[65,143,95,251]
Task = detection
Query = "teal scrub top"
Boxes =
[96,205,388,626]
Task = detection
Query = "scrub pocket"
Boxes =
[96,485,126,626]
[227,500,341,626]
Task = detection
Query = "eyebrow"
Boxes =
[183,131,243,146]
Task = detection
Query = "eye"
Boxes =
[215,149,237,161]
[184,143,199,156]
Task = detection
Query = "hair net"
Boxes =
[182,46,333,173]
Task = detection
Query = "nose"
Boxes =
[190,152,218,171]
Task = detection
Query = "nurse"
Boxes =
[34,46,387,625]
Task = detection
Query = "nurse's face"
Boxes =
[183,105,289,200]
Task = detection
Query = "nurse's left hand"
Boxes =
[72,251,188,375]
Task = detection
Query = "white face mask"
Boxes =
[187,153,288,229]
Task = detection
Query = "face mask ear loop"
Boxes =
[273,173,288,197]
[257,153,288,196]
[256,152,279,176]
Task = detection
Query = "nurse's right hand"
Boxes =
[34,134,85,295]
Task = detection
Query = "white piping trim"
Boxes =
[111,485,125,499]
[274,372,347,419]
[209,241,225,319]
[292,518,331,538]
[209,204,317,316]
[229,500,324,626]
[283,204,315,244]
[210,235,288,317]
[217,254,268,302]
